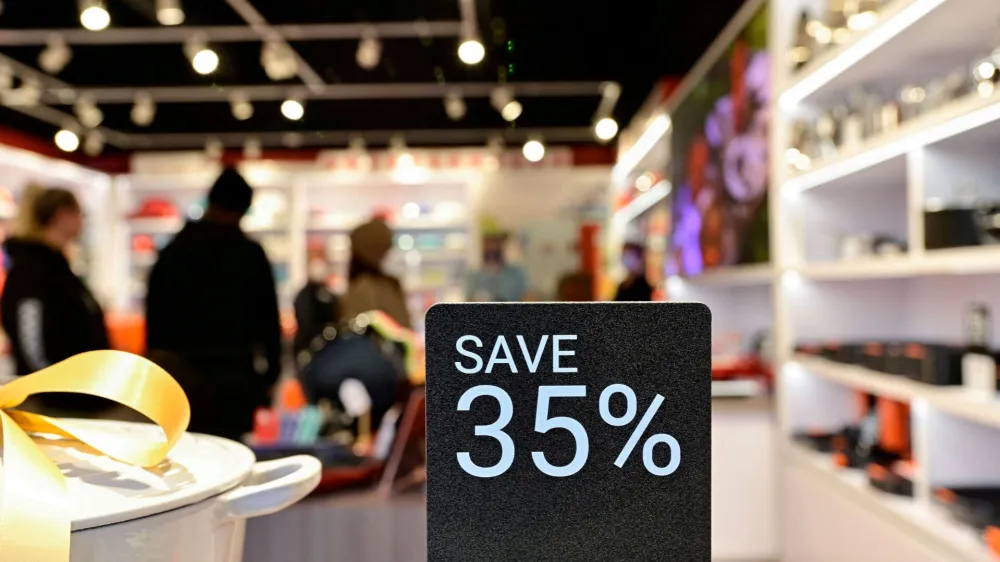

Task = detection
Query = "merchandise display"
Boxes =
[773,0,1000,559]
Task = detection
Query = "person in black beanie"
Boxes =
[145,167,282,441]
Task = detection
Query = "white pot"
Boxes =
[34,419,321,562]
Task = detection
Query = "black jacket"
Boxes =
[292,281,338,363]
[145,220,282,438]
[614,274,654,302]
[0,238,110,411]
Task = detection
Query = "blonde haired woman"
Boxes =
[0,187,111,416]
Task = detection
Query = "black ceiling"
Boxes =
[0,0,748,151]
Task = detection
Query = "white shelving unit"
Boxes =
[117,155,482,340]
[773,0,1000,559]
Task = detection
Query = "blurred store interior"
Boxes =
[4,0,1000,560]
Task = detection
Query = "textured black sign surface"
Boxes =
[426,303,711,562]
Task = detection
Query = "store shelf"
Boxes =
[780,0,997,108]
[785,89,1000,192]
[677,263,774,287]
[793,355,1000,430]
[127,217,183,234]
[794,246,1000,281]
[786,443,993,562]
[128,217,288,235]
[307,217,466,232]
[711,379,766,398]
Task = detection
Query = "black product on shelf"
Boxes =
[868,462,914,498]
[820,342,842,361]
[793,430,847,454]
[794,342,822,357]
[860,341,886,372]
[895,343,965,385]
[832,394,904,470]
[816,341,861,364]
[923,205,999,250]
[882,341,906,375]
[934,487,1000,531]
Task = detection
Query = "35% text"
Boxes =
[456,384,680,478]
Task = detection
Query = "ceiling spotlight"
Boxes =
[261,41,298,81]
[131,91,156,127]
[79,0,110,31]
[281,98,305,120]
[444,90,467,121]
[356,28,382,70]
[487,134,505,154]
[156,0,185,26]
[522,138,545,163]
[54,129,80,152]
[39,34,72,75]
[349,136,367,152]
[229,91,254,121]
[83,130,104,156]
[243,137,262,160]
[389,134,407,153]
[185,36,218,75]
[458,39,485,65]
[500,100,522,122]
[205,137,223,159]
[74,95,103,128]
[594,117,619,141]
[348,136,372,172]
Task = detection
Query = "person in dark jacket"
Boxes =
[293,257,339,369]
[614,242,654,302]
[145,168,282,441]
[0,188,112,415]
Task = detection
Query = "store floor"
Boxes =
[245,491,775,562]
[244,490,426,562]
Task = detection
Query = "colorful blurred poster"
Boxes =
[668,4,770,277]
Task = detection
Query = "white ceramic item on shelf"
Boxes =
[31,419,321,562]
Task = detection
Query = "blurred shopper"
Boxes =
[293,257,339,367]
[339,218,411,328]
[0,188,113,415]
[556,271,595,301]
[297,219,409,434]
[614,242,653,302]
[466,232,528,302]
[145,168,282,441]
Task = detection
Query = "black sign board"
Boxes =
[426,303,711,561]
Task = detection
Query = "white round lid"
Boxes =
[23,420,256,531]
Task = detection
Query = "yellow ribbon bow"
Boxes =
[0,350,190,561]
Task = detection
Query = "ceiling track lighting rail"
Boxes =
[0,21,464,46]
[224,0,324,91]
[44,81,614,104]
[124,127,596,150]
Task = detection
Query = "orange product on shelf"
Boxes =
[280,310,297,339]
[277,378,307,411]
[106,312,146,356]
[877,398,910,455]
[985,526,1000,557]
[132,235,156,253]
[130,197,179,218]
